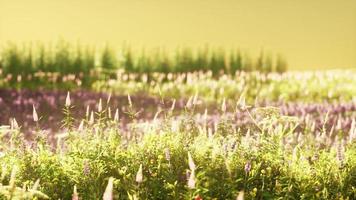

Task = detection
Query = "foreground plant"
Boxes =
[0,167,49,199]
[0,96,355,199]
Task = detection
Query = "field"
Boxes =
[0,44,355,199]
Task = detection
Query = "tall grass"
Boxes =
[0,95,355,199]
[0,41,288,88]
[94,70,356,103]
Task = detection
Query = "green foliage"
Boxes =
[94,70,356,103]
[0,42,288,89]
[0,99,354,199]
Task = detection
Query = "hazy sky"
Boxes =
[0,0,355,69]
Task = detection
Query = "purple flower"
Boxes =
[83,160,90,176]
[244,161,251,174]
[164,148,171,161]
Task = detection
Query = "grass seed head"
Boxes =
[188,170,196,189]
[114,109,119,122]
[244,161,251,174]
[188,152,196,171]
[32,179,40,191]
[65,91,71,107]
[108,107,112,119]
[89,111,95,125]
[11,118,19,129]
[127,94,132,107]
[164,148,171,161]
[186,96,193,109]
[106,92,112,104]
[86,105,90,119]
[72,185,79,200]
[170,99,176,111]
[78,120,84,131]
[103,177,114,200]
[236,191,244,200]
[98,98,103,112]
[136,164,143,183]
[221,98,226,113]
[32,105,39,122]
[193,92,198,106]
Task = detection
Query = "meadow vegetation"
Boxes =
[0,42,355,199]
[0,91,355,199]
[0,42,287,89]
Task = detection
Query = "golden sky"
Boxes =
[0,0,355,69]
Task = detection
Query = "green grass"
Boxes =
[94,70,356,103]
[0,41,287,88]
[0,98,355,199]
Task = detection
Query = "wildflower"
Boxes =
[237,95,249,110]
[65,91,71,107]
[193,92,198,106]
[136,164,143,183]
[186,96,193,109]
[236,191,244,200]
[153,110,161,122]
[170,99,176,111]
[292,146,299,162]
[86,105,90,119]
[195,195,203,200]
[78,120,84,131]
[106,92,112,104]
[208,128,213,138]
[11,118,19,129]
[114,109,119,122]
[98,98,103,112]
[188,152,196,171]
[128,94,132,107]
[336,138,345,167]
[244,161,251,174]
[72,185,79,200]
[103,177,114,200]
[203,109,208,122]
[33,105,39,122]
[164,148,171,161]
[83,160,90,176]
[188,170,196,189]
[221,98,226,113]
[89,111,94,125]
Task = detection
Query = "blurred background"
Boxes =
[1,0,355,70]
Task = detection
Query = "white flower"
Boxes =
[236,191,244,200]
[65,91,71,107]
[78,120,84,131]
[72,185,79,200]
[103,177,114,200]
[135,164,143,183]
[11,118,19,129]
[221,98,226,112]
[188,152,196,171]
[170,99,176,111]
[114,109,119,122]
[188,170,196,189]
[33,105,39,122]
[89,111,94,125]
[127,94,132,107]
[98,99,103,112]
